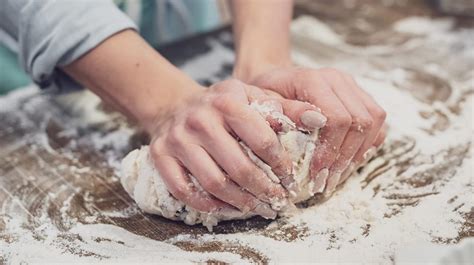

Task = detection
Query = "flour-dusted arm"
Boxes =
[0,0,136,91]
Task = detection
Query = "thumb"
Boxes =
[278,98,327,130]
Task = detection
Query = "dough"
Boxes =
[120,102,341,230]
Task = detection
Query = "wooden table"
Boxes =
[1,1,473,263]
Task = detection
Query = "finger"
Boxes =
[152,154,228,213]
[324,130,365,194]
[278,98,327,130]
[217,95,294,185]
[373,123,388,147]
[185,112,287,203]
[246,85,324,133]
[338,145,378,185]
[249,98,287,133]
[250,69,354,192]
[342,75,387,164]
[245,85,291,133]
[174,142,277,219]
[181,106,286,201]
[321,70,374,193]
[338,161,357,186]
[338,125,387,185]
[292,74,351,193]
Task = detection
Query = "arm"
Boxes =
[230,0,387,194]
[0,0,136,91]
[231,0,293,83]
[63,30,200,132]
[1,0,292,217]
[63,30,297,217]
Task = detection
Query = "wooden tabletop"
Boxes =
[1,1,473,263]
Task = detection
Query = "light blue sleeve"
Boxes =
[0,0,138,92]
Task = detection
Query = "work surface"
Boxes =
[1,1,473,264]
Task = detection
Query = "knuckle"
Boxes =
[265,185,284,198]
[328,113,352,130]
[211,94,234,113]
[258,135,279,154]
[244,196,258,209]
[185,109,211,133]
[165,127,185,147]
[233,163,257,182]
[202,177,226,194]
[374,107,387,122]
[366,103,387,123]
[350,116,373,133]
[171,184,189,201]
[150,139,165,156]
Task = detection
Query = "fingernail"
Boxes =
[301,111,327,129]
[362,147,377,162]
[254,203,277,219]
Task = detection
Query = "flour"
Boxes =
[120,101,326,229]
[1,15,473,264]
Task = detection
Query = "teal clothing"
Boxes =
[0,0,229,94]
[0,44,29,94]
[0,0,137,94]
[118,0,226,46]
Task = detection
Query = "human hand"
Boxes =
[245,67,387,194]
[147,79,322,218]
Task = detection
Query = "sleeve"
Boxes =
[0,0,138,92]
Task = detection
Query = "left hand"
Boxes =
[237,66,387,194]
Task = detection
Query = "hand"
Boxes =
[246,67,387,194]
[61,30,320,217]
[148,79,320,218]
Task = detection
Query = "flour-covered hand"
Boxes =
[148,79,318,217]
[249,67,387,194]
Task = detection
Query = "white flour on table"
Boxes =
[1,16,473,264]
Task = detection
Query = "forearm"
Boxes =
[63,30,202,132]
[0,0,137,91]
[231,0,293,82]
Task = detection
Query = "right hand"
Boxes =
[148,79,322,218]
[248,67,387,194]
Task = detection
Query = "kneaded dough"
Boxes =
[121,102,345,229]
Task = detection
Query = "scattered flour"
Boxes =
[120,101,325,229]
[1,15,473,264]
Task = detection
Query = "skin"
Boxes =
[62,29,323,218]
[231,0,387,194]
[62,0,386,217]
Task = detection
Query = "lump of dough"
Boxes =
[120,102,349,230]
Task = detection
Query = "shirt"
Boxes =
[0,0,230,93]
[0,0,138,92]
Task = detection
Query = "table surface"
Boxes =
[1,0,473,264]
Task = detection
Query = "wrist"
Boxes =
[62,30,204,134]
[233,57,292,84]
[140,81,203,134]
[231,0,293,83]
[232,29,292,83]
